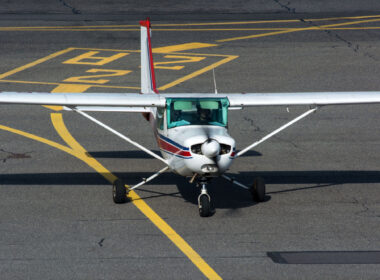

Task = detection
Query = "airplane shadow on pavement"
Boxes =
[1,170,380,210]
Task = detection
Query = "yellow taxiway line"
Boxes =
[0,48,74,80]
[217,17,380,42]
[1,14,380,31]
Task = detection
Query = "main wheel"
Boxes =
[198,194,211,217]
[113,179,127,204]
[250,177,266,202]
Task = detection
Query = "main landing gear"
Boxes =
[250,177,266,202]
[113,179,128,204]
[222,174,267,202]
[112,167,170,204]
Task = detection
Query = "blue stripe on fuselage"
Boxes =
[158,133,189,151]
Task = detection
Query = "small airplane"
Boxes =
[1,18,380,217]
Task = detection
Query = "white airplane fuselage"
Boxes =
[147,108,236,177]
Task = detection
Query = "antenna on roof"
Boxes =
[212,68,218,94]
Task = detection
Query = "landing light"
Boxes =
[201,164,218,173]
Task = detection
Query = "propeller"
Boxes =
[201,139,220,158]
[201,138,221,174]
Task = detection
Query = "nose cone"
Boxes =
[201,139,220,158]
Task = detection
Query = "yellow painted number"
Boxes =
[154,55,206,70]
[63,51,129,66]
[64,69,131,84]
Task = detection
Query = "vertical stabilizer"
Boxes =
[140,18,158,94]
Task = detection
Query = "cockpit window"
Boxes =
[166,98,229,129]
[156,107,165,130]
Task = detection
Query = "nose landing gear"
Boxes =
[197,180,212,217]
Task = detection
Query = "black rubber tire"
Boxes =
[251,177,266,202]
[199,194,211,217]
[113,179,127,204]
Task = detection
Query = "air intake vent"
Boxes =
[220,144,231,155]
[191,144,202,155]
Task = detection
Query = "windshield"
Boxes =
[166,98,229,129]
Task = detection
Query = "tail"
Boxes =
[140,18,158,94]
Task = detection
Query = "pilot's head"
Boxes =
[199,108,211,121]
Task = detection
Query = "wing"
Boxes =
[1,91,380,109]
[0,92,165,108]
[225,91,380,107]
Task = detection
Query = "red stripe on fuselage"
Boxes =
[157,137,191,157]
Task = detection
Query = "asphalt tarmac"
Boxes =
[0,1,380,279]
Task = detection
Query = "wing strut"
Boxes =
[236,107,318,158]
[130,166,169,191]
[72,109,168,165]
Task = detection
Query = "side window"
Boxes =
[156,108,165,130]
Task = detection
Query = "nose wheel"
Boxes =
[198,181,212,217]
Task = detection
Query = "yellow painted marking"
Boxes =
[0,79,140,90]
[217,18,380,42]
[64,69,131,84]
[158,55,238,91]
[50,113,89,153]
[154,14,380,25]
[63,51,129,66]
[154,55,206,70]
[1,14,380,30]
[217,29,299,42]
[324,27,380,30]
[73,48,232,57]
[0,123,77,156]
[0,48,74,80]
[50,83,93,93]
[152,43,218,53]
[0,46,234,92]
[74,47,139,53]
